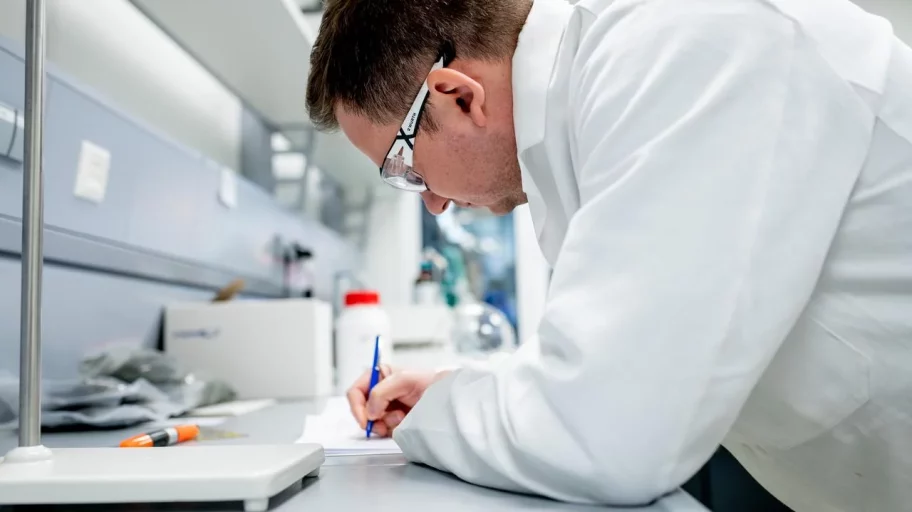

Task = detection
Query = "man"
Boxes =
[306,0,912,510]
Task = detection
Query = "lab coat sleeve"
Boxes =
[393,8,850,505]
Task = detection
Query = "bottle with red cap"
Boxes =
[335,290,392,394]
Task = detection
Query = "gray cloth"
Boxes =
[0,347,235,429]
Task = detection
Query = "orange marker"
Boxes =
[119,424,200,448]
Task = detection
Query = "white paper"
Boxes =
[295,397,401,455]
[188,399,276,417]
[147,416,227,428]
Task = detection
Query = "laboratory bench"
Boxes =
[0,401,709,511]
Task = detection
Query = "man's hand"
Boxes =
[346,366,449,437]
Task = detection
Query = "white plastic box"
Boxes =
[385,304,456,371]
[386,304,454,346]
[164,299,333,399]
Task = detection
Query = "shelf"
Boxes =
[131,0,383,197]
[131,0,318,127]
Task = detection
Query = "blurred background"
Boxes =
[0,0,553,371]
[0,1,908,510]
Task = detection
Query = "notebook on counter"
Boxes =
[294,397,401,456]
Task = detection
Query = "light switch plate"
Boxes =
[0,104,14,124]
[0,102,17,162]
[219,167,238,209]
[73,140,112,203]
[9,111,25,163]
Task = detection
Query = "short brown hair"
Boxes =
[306,0,530,132]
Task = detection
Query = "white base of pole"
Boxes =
[2,444,53,464]
[0,443,324,511]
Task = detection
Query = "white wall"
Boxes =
[854,0,912,43]
[0,0,242,170]
[362,193,422,306]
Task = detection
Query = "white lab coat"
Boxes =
[393,0,912,510]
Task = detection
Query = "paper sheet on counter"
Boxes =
[295,397,401,455]
[187,399,276,417]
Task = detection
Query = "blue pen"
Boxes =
[365,335,382,438]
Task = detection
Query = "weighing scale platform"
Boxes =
[0,443,324,512]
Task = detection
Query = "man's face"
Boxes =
[335,62,526,216]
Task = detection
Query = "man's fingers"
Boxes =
[383,410,405,430]
[348,366,396,428]
[366,411,404,439]
[369,420,390,438]
[365,373,416,420]
[347,385,368,428]
[347,367,380,427]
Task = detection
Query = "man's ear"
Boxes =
[427,68,487,128]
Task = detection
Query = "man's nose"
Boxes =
[420,191,450,215]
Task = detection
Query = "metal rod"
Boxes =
[18,0,47,448]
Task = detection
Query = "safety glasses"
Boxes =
[379,54,447,192]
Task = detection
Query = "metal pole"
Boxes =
[18,0,47,448]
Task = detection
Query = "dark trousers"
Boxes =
[683,448,794,512]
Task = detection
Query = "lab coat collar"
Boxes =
[511,0,574,154]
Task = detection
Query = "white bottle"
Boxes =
[335,290,392,394]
